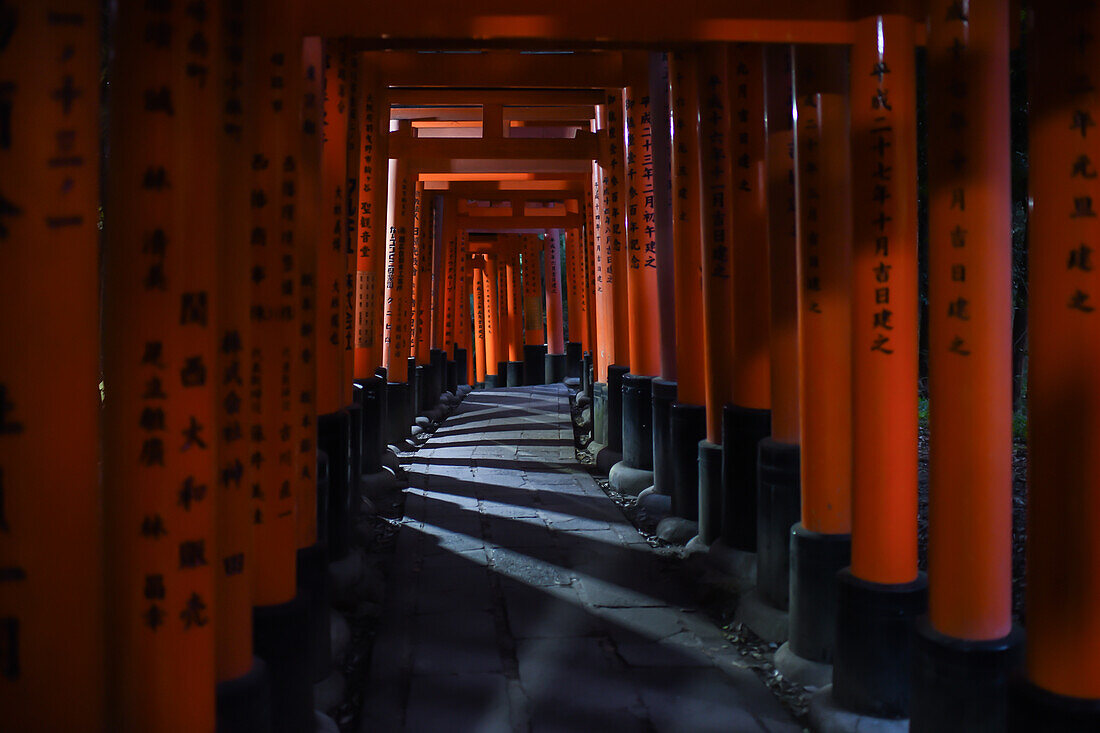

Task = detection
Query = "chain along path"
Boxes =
[361,385,802,732]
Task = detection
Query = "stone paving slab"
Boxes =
[360,385,800,733]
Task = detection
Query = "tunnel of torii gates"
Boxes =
[3,0,1100,731]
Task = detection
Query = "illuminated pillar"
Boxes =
[666,51,708,522]
[411,189,434,413]
[454,232,472,385]
[439,196,459,393]
[505,242,525,386]
[545,232,568,382]
[777,44,854,683]
[102,2,219,730]
[829,13,927,721]
[616,52,660,486]
[564,224,586,378]
[382,157,415,442]
[723,44,774,558]
[483,254,502,387]
[695,44,736,545]
[1009,2,1100,729]
[522,234,547,384]
[472,259,488,386]
[0,3,104,729]
[354,57,388,380]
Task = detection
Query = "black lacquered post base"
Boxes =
[584,353,594,403]
[296,540,331,682]
[253,593,313,733]
[454,346,468,385]
[669,402,706,520]
[215,656,272,733]
[911,620,1022,733]
[406,361,419,422]
[621,374,654,469]
[697,440,724,544]
[355,376,386,475]
[415,364,430,413]
[317,410,351,561]
[788,524,850,664]
[496,361,508,386]
[566,341,582,378]
[721,404,772,552]
[651,379,677,495]
[756,439,800,610]
[607,365,629,454]
[1008,674,1100,733]
[581,351,591,392]
[345,401,362,517]
[385,382,409,444]
[545,353,567,383]
[430,348,446,399]
[524,343,547,385]
[446,360,457,394]
[485,372,503,388]
[833,569,928,719]
[506,360,524,387]
[593,382,609,445]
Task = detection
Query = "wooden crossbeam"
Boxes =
[358,50,625,87]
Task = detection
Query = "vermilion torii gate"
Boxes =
[2,1,1099,732]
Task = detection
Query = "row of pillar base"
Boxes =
[579,374,1088,732]
[481,342,576,388]
[218,348,471,733]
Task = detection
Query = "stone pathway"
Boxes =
[362,385,802,733]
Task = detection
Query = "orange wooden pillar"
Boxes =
[545,232,568,382]
[832,13,927,720]
[410,187,434,412]
[722,43,775,556]
[617,52,661,479]
[454,232,472,385]
[563,224,586,377]
[583,178,600,359]
[102,2,219,729]
[382,157,416,441]
[783,44,855,674]
[667,50,709,522]
[1011,2,1100,727]
[438,196,459,392]
[354,58,388,381]
[472,258,489,385]
[483,254,502,387]
[522,234,547,384]
[505,242,525,386]
[495,248,511,378]
[696,44,736,545]
[0,3,104,729]
[912,1,1020,728]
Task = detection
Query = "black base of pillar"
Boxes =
[216,656,272,733]
[1008,674,1100,733]
[296,541,331,682]
[585,356,594,403]
[355,376,386,475]
[496,361,508,386]
[545,353,567,383]
[698,440,724,544]
[455,346,468,385]
[385,382,409,444]
[374,366,387,381]
[621,374,654,469]
[788,524,850,664]
[669,402,706,520]
[253,593,313,733]
[721,404,772,552]
[485,373,503,388]
[345,401,362,518]
[430,348,446,399]
[911,620,1023,733]
[756,439,801,610]
[833,569,928,719]
[566,341,582,379]
[593,381,608,445]
[607,365,629,453]
[651,379,677,495]
[581,351,591,393]
[314,450,330,552]
[524,344,547,385]
[446,360,457,394]
[317,410,351,561]
[415,364,430,413]
[506,361,524,387]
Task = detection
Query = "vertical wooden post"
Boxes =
[412,193,433,367]
[545,231,567,382]
[833,13,927,720]
[483,253,501,386]
[472,259,488,385]
[521,234,546,384]
[0,3,104,729]
[1011,1,1100,727]
[667,50,709,521]
[454,231,472,385]
[383,158,414,385]
[696,44,735,544]
[605,90,631,370]
[783,44,854,673]
[440,197,459,356]
[354,57,387,380]
[506,243,525,385]
[583,176,600,358]
[103,2,220,729]
[319,40,348,416]
[564,224,586,366]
